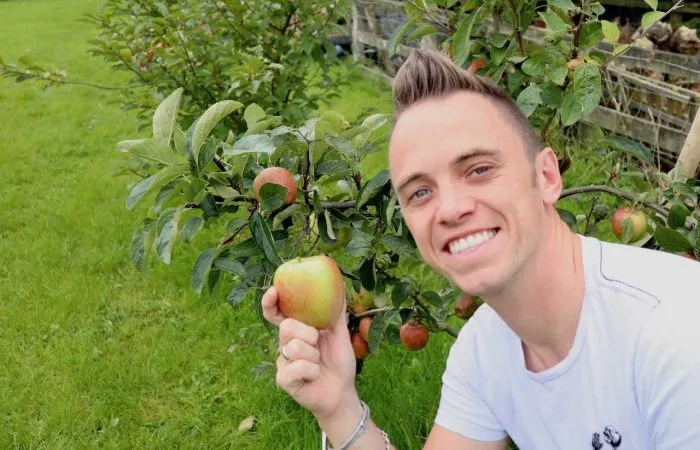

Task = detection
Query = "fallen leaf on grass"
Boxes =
[238,415,256,433]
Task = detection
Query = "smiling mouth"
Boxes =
[446,228,499,254]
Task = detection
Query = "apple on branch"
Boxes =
[611,206,648,243]
[400,320,429,351]
[253,166,297,206]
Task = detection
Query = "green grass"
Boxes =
[0,1,455,448]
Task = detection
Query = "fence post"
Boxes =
[352,2,364,63]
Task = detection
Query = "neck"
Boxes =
[485,215,585,371]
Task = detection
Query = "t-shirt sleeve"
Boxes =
[634,297,700,449]
[434,319,508,441]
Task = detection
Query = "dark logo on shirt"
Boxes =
[592,426,622,449]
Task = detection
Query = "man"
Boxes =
[262,49,700,449]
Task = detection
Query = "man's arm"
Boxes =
[424,424,510,450]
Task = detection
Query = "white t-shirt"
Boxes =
[435,234,700,450]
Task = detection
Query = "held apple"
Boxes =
[454,293,478,319]
[358,316,372,341]
[273,255,345,329]
[611,206,648,243]
[351,333,369,359]
[253,167,297,205]
[399,320,429,350]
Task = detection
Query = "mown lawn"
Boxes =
[0,0,457,448]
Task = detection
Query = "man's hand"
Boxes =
[262,286,359,422]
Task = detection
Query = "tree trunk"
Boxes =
[674,108,700,178]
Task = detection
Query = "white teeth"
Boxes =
[448,230,497,254]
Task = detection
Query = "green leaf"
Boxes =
[641,11,664,31]
[155,207,182,264]
[181,216,204,243]
[392,282,413,308]
[578,21,604,49]
[548,0,577,11]
[152,87,183,144]
[388,18,416,55]
[516,84,542,117]
[227,282,250,308]
[521,58,546,77]
[356,170,390,209]
[644,0,658,10]
[560,88,583,126]
[129,219,154,273]
[225,134,276,156]
[191,247,217,294]
[200,193,219,219]
[557,208,578,231]
[125,164,188,211]
[249,212,283,267]
[380,235,417,259]
[198,140,217,171]
[539,10,571,33]
[259,183,288,211]
[601,20,620,43]
[244,104,266,130]
[272,203,307,229]
[214,257,246,278]
[602,135,652,163]
[540,83,564,108]
[453,5,484,67]
[573,63,602,116]
[359,258,376,291]
[367,311,389,353]
[654,225,692,252]
[407,24,439,41]
[117,138,179,165]
[550,66,568,86]
[316,160,350,177]
[422,291,442,307]
[324,136,354,156]
[185,100,243,167]
[668,204,690,229]
[587,2,605,16]
[345,229,373,258]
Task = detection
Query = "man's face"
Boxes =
[388,91,557,297]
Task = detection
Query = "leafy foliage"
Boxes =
[82,1,349,133]
[121,85,700,357]
[116,0,698,359]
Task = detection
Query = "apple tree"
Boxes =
[116,0,699,367]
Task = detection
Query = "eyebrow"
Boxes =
[395,147,499,195]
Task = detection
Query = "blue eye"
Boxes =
[411,188,429,200]
[473,166,490,176]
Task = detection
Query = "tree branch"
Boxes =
[559,184,669,218]
[601,0,685,69]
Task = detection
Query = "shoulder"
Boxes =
[444,302,512,374]
[590,235,700,306]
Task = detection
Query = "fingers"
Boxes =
[279,317,319,348]
[276,359,321,392]
[261,287,286,327]
[280,338,321,364]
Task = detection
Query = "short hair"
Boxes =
[392,48,542,160]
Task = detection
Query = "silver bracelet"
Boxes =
[324,400,369,450]
[321,401,393,450]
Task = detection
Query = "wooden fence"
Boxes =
[350,0,700,170]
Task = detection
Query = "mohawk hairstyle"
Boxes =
[391,48,543,159]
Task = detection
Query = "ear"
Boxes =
[536,147,562,206]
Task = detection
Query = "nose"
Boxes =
[436,186,476,225]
